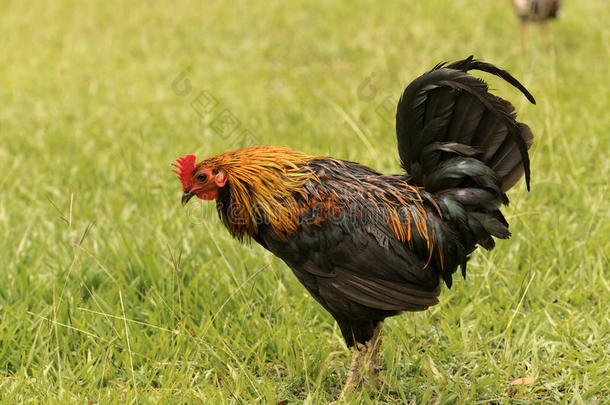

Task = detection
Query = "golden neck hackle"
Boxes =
[199,146,320,239]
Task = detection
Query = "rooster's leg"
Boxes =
[542,22,549,43]
[341,342,366,396]
[340,322,385,397]
[365,321,384,390]
[520,24,529,51]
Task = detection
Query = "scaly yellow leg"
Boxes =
[339,322,385,398]
[341,342,367,397]
[366,321,384,390]
[520,24,529,52]
[542,22,550,43]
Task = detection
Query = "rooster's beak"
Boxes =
[181,189,195,206]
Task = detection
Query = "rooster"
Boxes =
[511,0,562,48]
[174,56,535,395]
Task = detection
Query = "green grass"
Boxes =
[0,0,608,403]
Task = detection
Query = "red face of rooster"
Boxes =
[172,154,227,205]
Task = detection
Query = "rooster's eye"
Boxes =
[197,173,208,182]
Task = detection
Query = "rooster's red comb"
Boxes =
[171,154,197,191]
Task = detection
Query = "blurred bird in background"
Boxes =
[174,56,535,395]
[511,0,563,48]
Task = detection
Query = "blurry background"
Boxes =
[0,0,608,403]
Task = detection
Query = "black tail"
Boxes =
[395,56,534,286]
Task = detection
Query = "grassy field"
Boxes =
[1,0,608,403]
